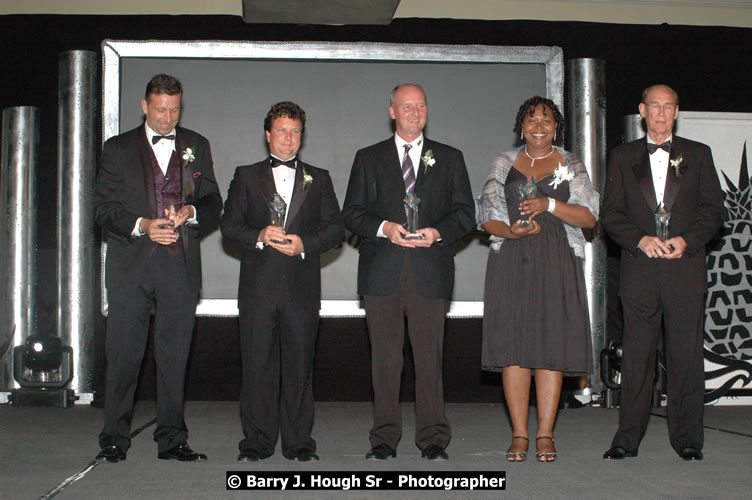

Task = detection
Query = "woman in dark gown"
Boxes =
[476,97,599,462]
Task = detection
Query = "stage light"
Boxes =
[600,340,623,390]
[27,336,63,373]
[599,340,623,408]
[13,335,73,388]
[599,340,664,409]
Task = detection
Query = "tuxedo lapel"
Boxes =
[632,145,659,213]
[137,129,157,218]
[662,143,683,211]
[285,162,310,230]
[257,163,276,206]
[175,132,195,203]
[384,141,407,197]
[414,140,427,192]
[173,134,192,254]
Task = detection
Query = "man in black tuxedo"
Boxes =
[602,84,725,461]
[221,102,343,462]
[94,74,222,462]
[343,84,474,461]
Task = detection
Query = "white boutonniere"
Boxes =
[421,149,436,174]
[670,154,684,177]
[303,167,313,190]
[548,163,575,189]
[182,146,196,167]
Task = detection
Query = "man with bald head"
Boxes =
[601,84,725,461]
[343,84,474,461]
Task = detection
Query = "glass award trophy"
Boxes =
[160,201,186,230]
[517,177,537,227]
[655,203,671,241]
[269,192,290,244]
[403,192,424,240]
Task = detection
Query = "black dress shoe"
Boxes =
[158,444,207,462]
[603,446,637,460]
[293,449,320,462]
[366,444,396,460]
[96,445,126,463]
[237,449,261,462]
[678,447,703,461]
[421,444,449,461]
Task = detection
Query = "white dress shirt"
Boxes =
[270,155,297,228]
[145,123,176,176]
[257,156,304,258]
[647,134,672,207]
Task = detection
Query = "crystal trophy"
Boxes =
[655,203,671,241]
[160,201,186,230]
[403,192,424,240]
[269,192,290,244]
[517,177,537,227]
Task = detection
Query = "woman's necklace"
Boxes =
[524,146,554,167]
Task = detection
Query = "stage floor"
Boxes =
[1,401,750,499]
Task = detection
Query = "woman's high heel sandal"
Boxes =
[535,436,557,462]
[505,436,529,462]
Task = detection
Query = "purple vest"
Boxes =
[150,148,183,257]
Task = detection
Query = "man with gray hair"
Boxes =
[601,84,725,461]
[343,84,474,461]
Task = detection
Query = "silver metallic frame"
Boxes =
[101,40,564,317]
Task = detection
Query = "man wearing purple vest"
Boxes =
[94,74,222,463]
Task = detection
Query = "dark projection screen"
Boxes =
[101,41,563,316]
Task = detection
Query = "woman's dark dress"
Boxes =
[482,167,592,375]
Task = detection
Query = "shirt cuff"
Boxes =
[377,220,387,238]
[186,205,198,225]
[132,217,145,237]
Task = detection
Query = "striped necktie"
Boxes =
[402,144,416,194]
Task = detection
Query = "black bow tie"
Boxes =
[271,157,296,169]
[152,134,175,144]
[647,141,671,154]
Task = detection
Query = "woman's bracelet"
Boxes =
[547,197,556,213]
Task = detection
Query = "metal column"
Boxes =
[0,107,40,394]
[623,113,645,143]
[57,50,97,399]
[566,58,608,396]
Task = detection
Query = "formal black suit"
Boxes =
[601,135,725,454]
[343,137,474,451]
[220,158,343,458]
[94,125,222,453]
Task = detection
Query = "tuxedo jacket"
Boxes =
[94,125,222,294]
[601,135,725,297]
[220,159,344,310]
[342,137,475,300]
